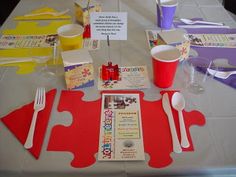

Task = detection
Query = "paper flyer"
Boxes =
[98,93,145,161]
[98,65,150,90]
[0,34,58,48]
[185,33,236,48]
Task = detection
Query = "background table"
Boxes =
[1,0,236,176]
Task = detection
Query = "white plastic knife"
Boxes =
[162,93,182,153]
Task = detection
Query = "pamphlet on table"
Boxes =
[185,33,236,48]
[0,34,100,50]
[0,34,58,48]
[98,93,145,161]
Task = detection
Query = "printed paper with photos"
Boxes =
[185,33,236,48]
[0,34,58,48]
[98,93,145,161]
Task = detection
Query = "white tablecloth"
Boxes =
[1,0,236,176]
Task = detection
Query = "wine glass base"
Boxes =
[187,83,205,94]
[38,65,64,77]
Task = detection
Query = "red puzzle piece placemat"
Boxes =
[47,90,205,168]
[47,90,101,168]
[0,89,57,159]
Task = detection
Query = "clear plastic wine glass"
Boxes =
[182,56,216,94]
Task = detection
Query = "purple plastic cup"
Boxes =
[156,0,178,30]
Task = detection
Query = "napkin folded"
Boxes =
[0,89,57,159]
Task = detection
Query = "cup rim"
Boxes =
[57,24,84,38]
[156,0,178,7]
[151,45,181,62]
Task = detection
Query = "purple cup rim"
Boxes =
[156,0,178,7]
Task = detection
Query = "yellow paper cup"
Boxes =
[57,24,84,51]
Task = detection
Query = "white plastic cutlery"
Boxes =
[177,25,229,29]
[24,87,46,149]
[162,93,182,153]
[0,56,50,65]
[207,68,236,79]
[24,9,69,17]
[171,92,190,148]
[180,18,224,26]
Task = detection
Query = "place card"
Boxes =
[98,93,145,161]
[97,65,150,90]
[90,12,127,40]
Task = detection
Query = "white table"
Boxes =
[1,0,236,176]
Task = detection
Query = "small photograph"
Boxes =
[45,34,58,46]
[104,95,137,109]
[186,34,204,46]
[123,140,134,148]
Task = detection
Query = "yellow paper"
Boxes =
[0,20,71,74]
[14,7,71,20]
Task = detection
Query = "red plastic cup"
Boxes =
[151,45,181,88]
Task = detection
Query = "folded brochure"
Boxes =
[98,93,145,161]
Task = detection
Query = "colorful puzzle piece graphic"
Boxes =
[47,90,205,168]
[0,89,57,159]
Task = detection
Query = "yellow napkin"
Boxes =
[14,7,71,20]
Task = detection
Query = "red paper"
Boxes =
[47,90,205,168]
[0,89,57,159]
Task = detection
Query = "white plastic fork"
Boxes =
[24,9,69,17]
[24,87,46,149]
[207,68,236,79]
[180,18,224,26]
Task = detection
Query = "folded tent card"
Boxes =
[147,29,190,61]
[74,0,102,27]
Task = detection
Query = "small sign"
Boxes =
[90,12,127,40]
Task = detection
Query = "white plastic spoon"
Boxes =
[180,18,224,26]
[171,92,190,148]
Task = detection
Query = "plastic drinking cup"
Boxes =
[57,24,84,51]
[151,45,181,88]
[182,56,215,94]
[156,0,178,30]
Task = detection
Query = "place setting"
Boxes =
[0,0,236,175]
